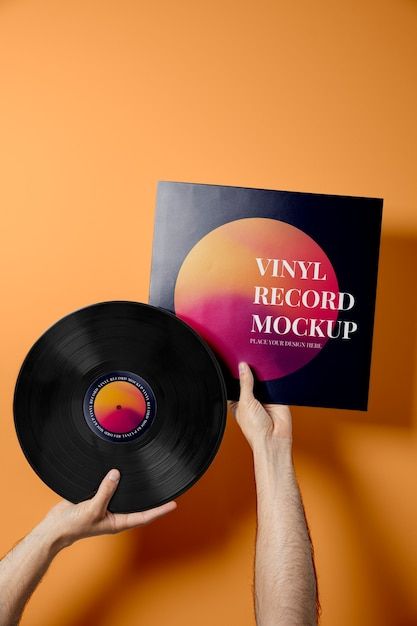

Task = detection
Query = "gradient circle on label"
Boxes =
[174,218,339,380]
[94,381,146,433]
[83,371,156,442]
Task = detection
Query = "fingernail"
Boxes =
[239,362,247,374]
[107,469,120,482]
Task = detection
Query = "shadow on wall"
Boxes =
[54,233,417,626]
[292,233,417,625]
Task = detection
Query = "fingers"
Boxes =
[238,362,255,403]
[91,469,120,516]
[138,501,177,525]
[114,501,177,531]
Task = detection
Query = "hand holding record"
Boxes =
[0,466,177,626]
[40,468,177,550]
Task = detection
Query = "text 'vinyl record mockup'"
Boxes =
[13,301,227,512]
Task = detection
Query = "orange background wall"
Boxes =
[1,1,416,624]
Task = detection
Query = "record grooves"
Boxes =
[13,301,227,512]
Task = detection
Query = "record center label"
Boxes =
[83,371,156,442]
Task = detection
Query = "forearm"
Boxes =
[0,519,64,625]
[253,439,317,626]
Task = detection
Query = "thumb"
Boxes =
[92,469,120,516]
[238,362,255,403]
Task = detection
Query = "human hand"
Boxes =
[39,469,177,550]
[229,362,292,451]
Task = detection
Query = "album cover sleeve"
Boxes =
[149,181,383,410]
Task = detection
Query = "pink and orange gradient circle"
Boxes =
[174,217,339,380]
[94,381,146,433]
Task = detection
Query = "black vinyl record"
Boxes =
[13,301,227,512]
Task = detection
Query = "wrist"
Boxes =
[252,435,293,463]
[33,517,72,555]
[252,437,294,488]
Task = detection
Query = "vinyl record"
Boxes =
[13,301,227,512]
